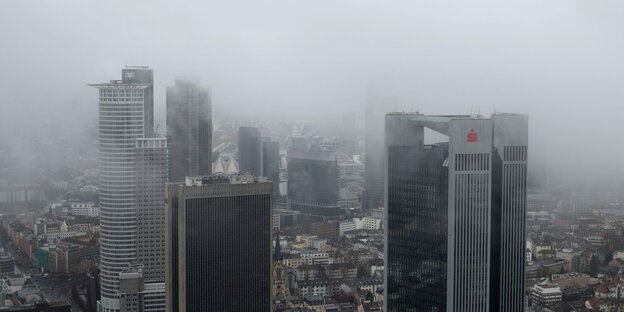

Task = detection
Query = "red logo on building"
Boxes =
[467,129,478,142]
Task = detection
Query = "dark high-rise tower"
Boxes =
[166,78,212,182]
[384,113,528,312]
[165,174,272,312]
[238,127,263,176]
[89,66,153,312]
[262,138,280,201]
[135,137,168,282]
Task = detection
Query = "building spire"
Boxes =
[274,232,283,261]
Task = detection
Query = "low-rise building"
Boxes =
[531,282,562,306]
[551,272,593,290]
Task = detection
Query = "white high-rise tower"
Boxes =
[89,66,154,312]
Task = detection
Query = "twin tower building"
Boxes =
[385,113,528,312]
[92,67,527,312]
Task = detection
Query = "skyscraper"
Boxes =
[89,66,153,312]
[238,127,262,176]
[262,138,280,201]
[165,174,272,312]
[166,78,212,182]
[364,86,396,209]
[135,137,167,282]
[384,113,528,312]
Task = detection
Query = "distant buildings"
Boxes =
[69,201,99,217]
[263,138,281,201]
[238,127,263,176]
[0,253,14,276]
[165,173,272,311]
[384,113,528,312]
[166,78,212,182]
[237,127,281,200]
[287,137,341,218]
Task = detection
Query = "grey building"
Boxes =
[287,138,341,218]
[119,265,166,312]
[384,113,528,312]
[262,138,280,200]
[364,87,395,209]
[135,137,168,282]
[89,66,153,312]
[238,127,263,176]
[166,78,212,182]
[0,253,14,276]
[165,174,272,312]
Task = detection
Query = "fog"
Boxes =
[1,0,623,191]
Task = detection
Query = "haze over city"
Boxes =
[1,1,623,311]
[1,1,623,187]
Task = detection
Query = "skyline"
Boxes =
[1,1,624,188]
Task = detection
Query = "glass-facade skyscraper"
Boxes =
[384,113,528,312]
[166,78,212,182]
[165,174,272,312]
[238,127,263,176]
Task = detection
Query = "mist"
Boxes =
[1,0,623,192]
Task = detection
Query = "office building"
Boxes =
[384,113,528,312]
[118,265,166,312]
[89,66,153,312]
[0,253,14,276]
[166,78,212,182]
[263,138,280,200]
[135,137,168,282]
[236,129,279,199]
[165,173,272,312]
[287,138,341,218]
[364,87,395,209]
[238,127,263,176]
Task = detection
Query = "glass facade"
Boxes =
[166,178,272,312]
[386,144,448,312]
[166,78,212,182]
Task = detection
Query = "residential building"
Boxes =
[69,201,99,217]
[166,78,212,182]
[165,173,272,312]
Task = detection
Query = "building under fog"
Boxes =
[384,113,528,312]
[166,78,212,182]
[287,137,341,218]
[238,127,263,176]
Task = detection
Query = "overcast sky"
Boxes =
[1,0,623,185]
